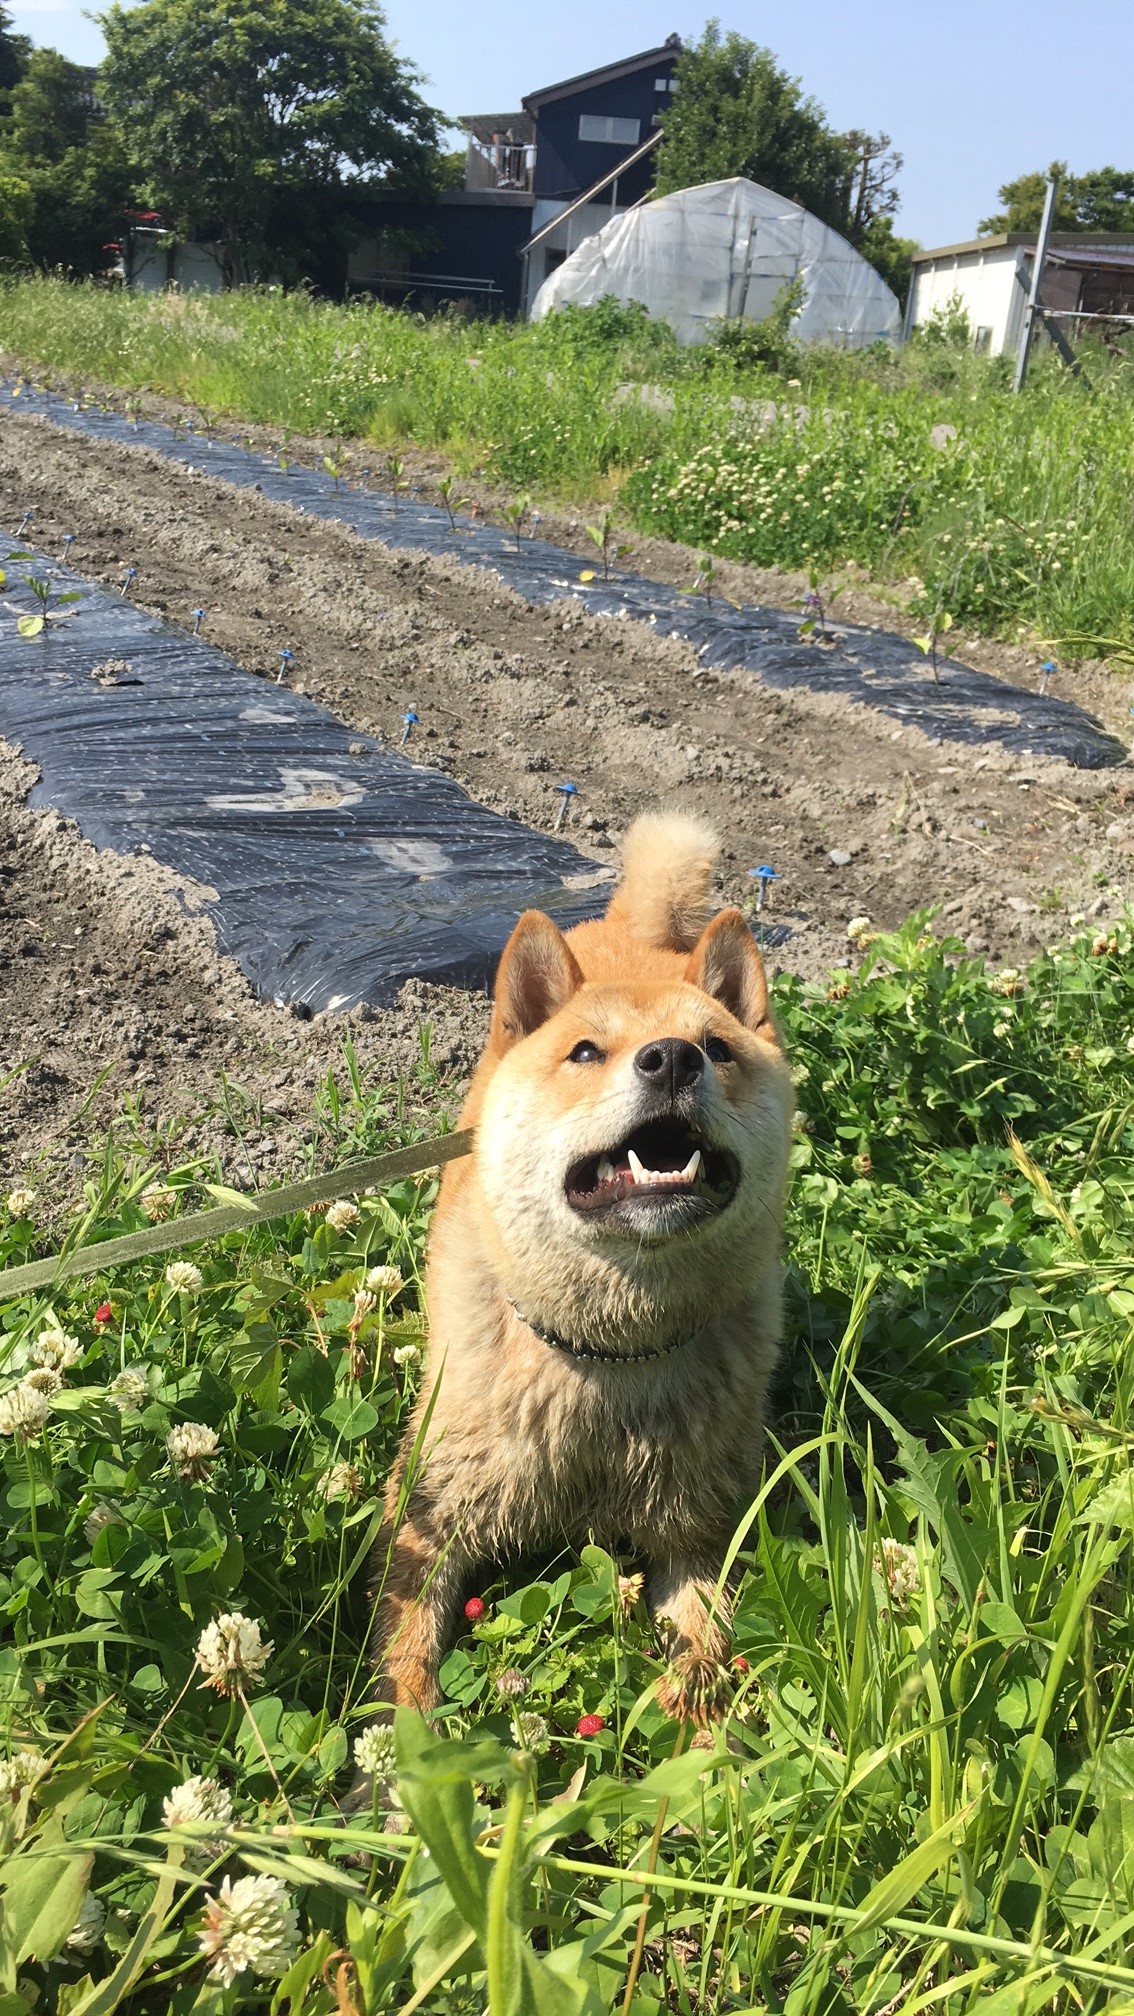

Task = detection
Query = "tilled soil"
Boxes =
[3,404,1134,1191]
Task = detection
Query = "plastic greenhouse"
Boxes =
[531,177,902,350]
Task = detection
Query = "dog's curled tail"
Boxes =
[607,811,719,952]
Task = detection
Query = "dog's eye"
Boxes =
[705,1034,733,1064]
[567,1040,605,1064]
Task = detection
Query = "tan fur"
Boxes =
[369,811,794,1718]
[601,809,719,953]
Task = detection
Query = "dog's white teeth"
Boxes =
[625,1147,700,1188]
[597,1157,615,1185]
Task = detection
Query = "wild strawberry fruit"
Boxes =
[464,1597,485,1622]
[732,1656,750,1673]
[94,1303,114,1326]
[576,1713,605,1738]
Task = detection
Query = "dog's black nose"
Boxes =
[633,1038,703,1098]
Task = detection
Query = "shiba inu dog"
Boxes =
[369,812,794,1723]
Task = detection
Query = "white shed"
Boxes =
[906,232,1134,355]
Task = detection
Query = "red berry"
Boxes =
[464,1597,485,1622]
[576,1714,605,1738]
[94,1303,113,1326]
[732,1656,750,1673]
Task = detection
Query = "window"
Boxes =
[578,114,640,145]
[654,76,677,92]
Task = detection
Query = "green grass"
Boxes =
[2,279,1134,661]
[5,915,1134,2011]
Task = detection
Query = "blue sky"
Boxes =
[9,0,1132,247]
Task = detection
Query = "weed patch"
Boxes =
[2,280,1133,657]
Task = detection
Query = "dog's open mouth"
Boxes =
[565,1118,738,1221]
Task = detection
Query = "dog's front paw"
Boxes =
[656,1651,732,1729]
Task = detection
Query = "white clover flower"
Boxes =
[992,968,1026,999]
[353,1723,397,1780]
[23,1367,63,1399]
[364,1264,403,1296]
[877,1537,921,1607]
[392,1343,421,1370]
[84,1501,125,1546]
[163,1774,233,1865]
[30,1328,82,1372]
[198,1873,299,1986]
[325,1200,360,1234]
[6,1187,36,1217]
[0,1747,45,1799]
[196,1613,273,1696]
[618,1571,645,1618]
[352,1288,377,1321]
[110,1366,149,1411]
[846,915,873,945]
[166,1260,204,1296]
[515,1712,550,1754]
[318,1461,361,1502]
[0,1384,52,1444]
[167,1422,220,1480]
[495,1667,529,1699]
[143,1184,177,1221]
[66,1892,105,1955]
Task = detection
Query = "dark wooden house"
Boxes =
[348,37,682,316]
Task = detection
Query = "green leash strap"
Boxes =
[0,1128,475,1301]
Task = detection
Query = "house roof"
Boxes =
[522,36,681,111]
[912,231,1134,264]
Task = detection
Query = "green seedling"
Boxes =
[682,551,739,610]
[580,509,634,582]
[386,454,407,512]
[321,454,345,491]
[913,606,954,684]
[798,564,844,643]
[438,474,468,531]
[502,494,532,550]
[4,556,82,638]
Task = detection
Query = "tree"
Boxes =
[98,0,443,285]
[0,167,30,264]
[0,49,132,272]
[655,22,851,230]
[655,24,909,299]
[835,130,903,242]
[980,160,1134,235]
[0,5,30,115]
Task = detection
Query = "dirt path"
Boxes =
[4,405,1134,1187]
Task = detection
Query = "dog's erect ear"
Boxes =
[685,908,770,1033]
[490,911,584,1051]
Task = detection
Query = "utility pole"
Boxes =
[1013,175,1059,393]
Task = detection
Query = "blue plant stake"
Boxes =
[15,510,32,539]
[120,565,137,596]
[276,647,295,683]
[191,608,205,635]
[748,864,780,915]
[554,782,577,830]
[60,533,76,564]
[1039,660,1056,695]
[400,708,419,745]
